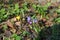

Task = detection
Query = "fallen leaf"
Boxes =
[10,29,16,33]
[11,17,17,22]
[53,12,58,18]
[45,21,53,26]
[15,22,21,26]
[4,30,12,37]
[6,20,14,29]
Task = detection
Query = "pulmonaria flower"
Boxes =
[27,16,31,22]
[29,21,32,24]
[33,19,38,23]
[27,16,32,24]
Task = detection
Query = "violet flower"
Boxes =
[27,16,31,22]
[29,21,32,24]
[33,19,38,23]
[27,16,32,24]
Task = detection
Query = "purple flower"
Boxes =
[29,21,32,24]
[27,16,31,22]
[33,19,38,23]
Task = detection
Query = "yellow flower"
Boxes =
[16,16,20,21]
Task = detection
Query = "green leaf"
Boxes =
[32,4,36,9]
[0,8,5,14]
[31,15,36,19]
[20,8,24,14]
[24,6,28,11]
[56,9,60,13]
[34,27,38,33]
[15,3,19,9]
[11,34,17,38]
[55,17,60,23]
[23,31,27,35]
[16,36,21,40]
[46,2,51,6]
[3,24,8,30]
[4,15,8,19]
[45,2,51,8]
[22,3,28,11]
[22,31,30,36]
[43,2,51,10]
[4,37,9,40]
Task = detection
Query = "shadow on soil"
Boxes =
[37,24,60,40]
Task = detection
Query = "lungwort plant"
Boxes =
[0,3,20,22]
[0,8,8,22]
[32,2,51,17]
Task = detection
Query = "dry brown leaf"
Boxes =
[51,2,59,7]
[40,1,47,5]
[53,12,58,18]
[42,18,47,22]
[10,29,16,33]
[4,30,11,37]
[6,20,14,29]
[45,21,53,26]
[25,0,35,3]
[36,14,41,20]
[15,21,21,26]
[11,17,17,22]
